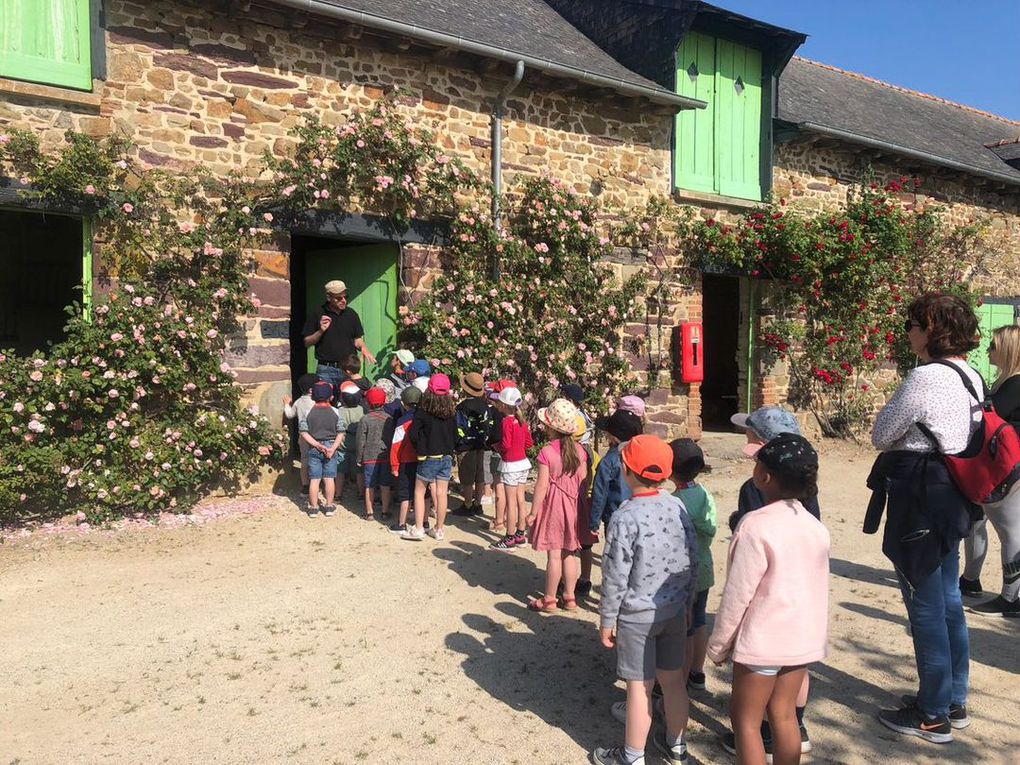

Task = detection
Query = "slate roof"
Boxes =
[780,57,1020,185]
[271,0,696,107]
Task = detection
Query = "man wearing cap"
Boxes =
[303,280,377,390]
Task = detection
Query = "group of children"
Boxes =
[289,363,831,764]
[585,407,829,765]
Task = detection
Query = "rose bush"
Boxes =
[0,98,484,523]
[0,287,285,523]
[404,178,647,404]
[694,178,987,435]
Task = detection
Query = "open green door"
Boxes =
[970,301,1017,384]
[304,244,399,382]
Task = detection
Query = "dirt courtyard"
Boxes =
[1,433,1017,764]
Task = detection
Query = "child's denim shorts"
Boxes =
[308,439,341,479]
[417,455,453,482]
[363,461,392,489]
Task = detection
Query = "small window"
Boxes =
[0,0,93,91]
[675,32,763,201]
[0,210,91,354]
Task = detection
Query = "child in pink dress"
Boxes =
[525,398,590,612]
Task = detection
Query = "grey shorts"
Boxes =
[616,613,688,681]
[458,449,491,485]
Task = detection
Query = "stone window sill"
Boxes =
[673,188,763,211]
[0,77,101,110]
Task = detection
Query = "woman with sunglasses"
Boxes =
[869,293,982,744]
[962,324,1020,617]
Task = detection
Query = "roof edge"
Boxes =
[264,0,706,110]
[797,121,1020,188]
[794,57,1020,129]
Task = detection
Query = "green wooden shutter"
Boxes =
[971,302,1017,384]
[717,39,762,200]
[675,31,717,194]
[0,0,92,90]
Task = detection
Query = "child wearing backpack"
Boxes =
[453,372,494,517]
[670,438,717,694]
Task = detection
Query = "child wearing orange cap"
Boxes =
[591,434,698,765]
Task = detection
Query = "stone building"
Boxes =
[2,0,1019,439]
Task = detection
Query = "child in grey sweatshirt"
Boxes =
[592,435,698,765]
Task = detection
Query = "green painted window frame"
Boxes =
[675,31,764,201]
[0,0,93,91]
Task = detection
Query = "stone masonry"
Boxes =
[2,0,1019,440]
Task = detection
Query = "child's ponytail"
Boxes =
[559,432,581,476]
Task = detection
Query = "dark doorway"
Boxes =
[701,273,741,429]
[0,210,85,355]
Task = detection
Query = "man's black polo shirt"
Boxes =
[302,303,365,363]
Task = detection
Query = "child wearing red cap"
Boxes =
[357,386,393,519]
[402,373,458,541]
[592,434,698,765]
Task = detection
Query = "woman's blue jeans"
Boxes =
[896,545,969,718]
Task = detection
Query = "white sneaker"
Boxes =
[400,526,425,541]
[427,527,445,541]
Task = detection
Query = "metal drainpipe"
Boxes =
[491,60,525,281]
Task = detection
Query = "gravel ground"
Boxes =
[1,432,1016,764]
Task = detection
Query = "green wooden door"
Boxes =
[675,31,717,194]
[305,244,399,382]
[717,40,762,200]
[970,301,1017,384]
[0,0,92,90]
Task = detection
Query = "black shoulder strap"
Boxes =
[924,359,988,402]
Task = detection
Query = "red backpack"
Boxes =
[917,360,1020,505]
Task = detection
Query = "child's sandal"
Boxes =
[559,596,578,611]
[527,596,558,613]
[490,523,506,534]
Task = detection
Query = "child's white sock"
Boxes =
[623,745,644,763]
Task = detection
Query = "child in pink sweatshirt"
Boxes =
[708,433,830,765]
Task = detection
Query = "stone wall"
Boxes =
[0,0,705,436]
[775,138,1020,296]
[5,0,1019,439]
